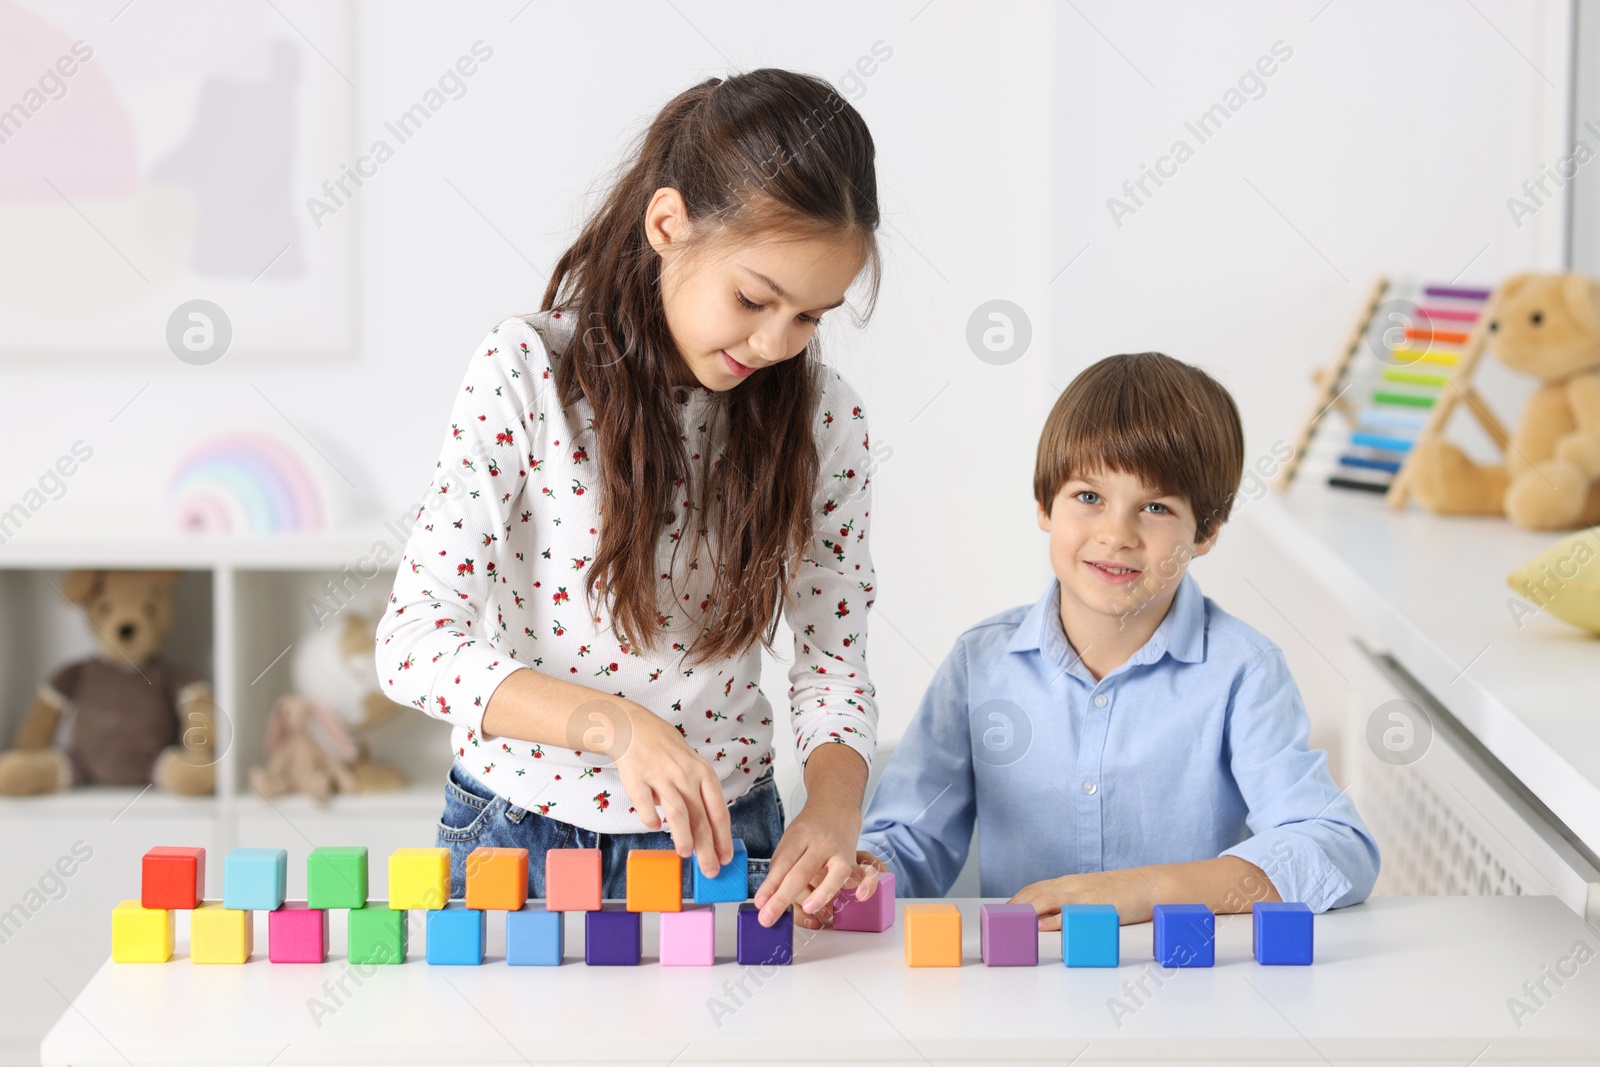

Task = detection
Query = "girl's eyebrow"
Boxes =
[740,265,847,311]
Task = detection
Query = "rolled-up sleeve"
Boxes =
[857,640,977,898]
[785,369,879,774]
[374,320,542,740]
[1220,648,1381,911]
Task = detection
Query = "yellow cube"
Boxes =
[112,899,173,963]
[389,848,450,910]
[905,903,962,967]
[625,850,682,912]
[190,901,253,964]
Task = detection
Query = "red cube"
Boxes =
[141,847,205,910]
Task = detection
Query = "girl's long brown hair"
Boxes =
[540,69,881,664]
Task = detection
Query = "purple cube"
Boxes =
[736,902,793,966]
[833,871,896,932]
[980,903,1039,966]
[584,904,641,966]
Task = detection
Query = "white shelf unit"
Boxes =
[0,519,455,895]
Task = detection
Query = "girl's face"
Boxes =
[646,188,864,391]
[1036,466,1216,637]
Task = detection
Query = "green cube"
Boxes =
[348,903,407,964]
[307,846,369,909]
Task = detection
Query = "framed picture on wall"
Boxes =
[0,0,358,363]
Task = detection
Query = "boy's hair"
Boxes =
[540,70,880,664]
[1034,352,1244,542]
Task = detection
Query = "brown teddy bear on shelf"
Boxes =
[1410,272,1600,530]
[0,570,217,796]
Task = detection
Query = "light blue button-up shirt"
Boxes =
[858,573,1379,912]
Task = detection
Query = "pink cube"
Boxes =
[832,871,895,932]
[268,902,327,963]
[659,903,715,966]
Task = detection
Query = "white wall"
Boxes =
[0,0,1574,765]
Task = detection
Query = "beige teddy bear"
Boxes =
[1410,273,1600,530]
[0,570,216,796]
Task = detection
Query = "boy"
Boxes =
[827,352,1378,931]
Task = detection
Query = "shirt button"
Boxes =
[1093,694,1108,708]
[1082,779,1097,795]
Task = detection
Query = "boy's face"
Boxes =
[1035,466,1216,634]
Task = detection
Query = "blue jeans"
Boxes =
[435,760,786,900]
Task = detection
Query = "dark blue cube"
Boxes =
[584,904,641,966]
[1253,901,1313,965]
[736,902,793,966]
[1152,904,1213,968]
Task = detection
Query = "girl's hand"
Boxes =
[792,851,887,930]
[605,700,734,879]
[1008,867,1156,930]
[751,795,869,927]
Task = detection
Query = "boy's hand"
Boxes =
[1009,867,1156,929]
[790,851,888,930]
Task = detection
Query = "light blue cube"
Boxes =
[506,904,564,965]
[1061,903,1119,967]
[223,848,286,912]
[426,902,485,965]
[1152,903,1214,968]
[692,839,749,904]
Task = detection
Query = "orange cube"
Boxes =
[905,903,962,967]
[544,848,602,912]
[625,850,682,912]
[464,847,529,911]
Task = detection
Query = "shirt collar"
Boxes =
[1006,571,1206,670]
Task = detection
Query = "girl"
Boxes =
[377,69,886,929]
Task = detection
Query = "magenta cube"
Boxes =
[659,903,715,965]
[832,871,895,932]
[980,903,1039,966]
[268,902,327,963]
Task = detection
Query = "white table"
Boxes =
[41,896,1600,1065]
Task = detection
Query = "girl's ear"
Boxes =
[644,187,691,258]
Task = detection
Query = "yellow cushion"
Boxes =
[1507,528,1600,633]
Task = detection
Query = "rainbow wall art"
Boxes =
[165,433,327,534]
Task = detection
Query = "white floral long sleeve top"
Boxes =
[376,311,879,832]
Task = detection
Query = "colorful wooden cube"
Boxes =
[267,902,327,963]
[544,848,602,912]
[190,901,252,964]
[506,904,564,966]
[584,904,641,965]
[661,903,716,965]
[980,903,1038,966]
[389,848,449,911]
[625,849,682,912]
[904,903,961,967]
[833,870,896,932]
[348,904,407,965]
[1152,904,1214,968]
[141,846,205,910]
[111,900,172,963]
[1253,901,1314,965]
[465,847,528,911]
[1061,903,1120,967]
[692,839,749,904]
[223,848,286,912]
[736,902,793,966]
[307,846,369,910]
[426,902,485,965]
